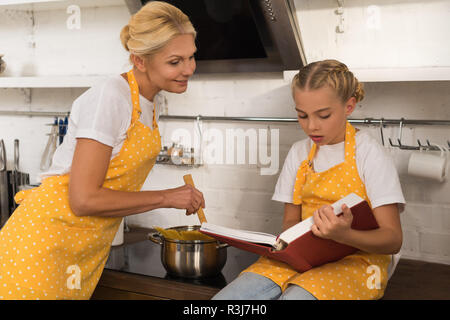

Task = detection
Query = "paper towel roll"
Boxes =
[407,149,447,182]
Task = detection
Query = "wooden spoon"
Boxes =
[183,174,207,224]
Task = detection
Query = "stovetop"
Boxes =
[104,230,260,289]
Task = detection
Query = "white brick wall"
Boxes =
[0,1,449,266]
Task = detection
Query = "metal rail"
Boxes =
[159,115,450,126]
[0,110,450,126]
[0,110,70,117]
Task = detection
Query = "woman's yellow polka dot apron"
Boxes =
[0,70,161,300]
[243,122,391,300]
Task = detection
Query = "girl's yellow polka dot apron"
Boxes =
[243,122,391,300]
[0,70,161,300]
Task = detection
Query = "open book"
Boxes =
[200,193,379,272]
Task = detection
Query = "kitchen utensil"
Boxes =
[6,139,30,216]
[148,225,228,278]
[58,117,64,145]
[0,140,9,227]
[62,116,68,142]
[183,174,207,223]
[0,54,6,75]
[10,139,19,211]
[40,124,58,171]
[57,117,68,145]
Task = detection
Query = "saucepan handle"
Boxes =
[216,242,229,249]
[148,231,163,245]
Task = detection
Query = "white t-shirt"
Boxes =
[272,130,405,212]
[40,74,162,180]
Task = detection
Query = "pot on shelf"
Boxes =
[148,225,228,279]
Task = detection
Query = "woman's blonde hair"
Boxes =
[291,59,364,103]
[120,1,196,58]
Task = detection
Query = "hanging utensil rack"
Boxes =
[159,115,450,151]
[0,110,70,117]
[0,110,449,150]
[1,110,449,125]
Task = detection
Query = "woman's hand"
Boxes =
[162,184,205,215]
[69,138,204,218]
[311,204,353,242]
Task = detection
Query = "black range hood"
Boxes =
[125,0,306,73]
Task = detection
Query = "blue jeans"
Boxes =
[212,272,317,300]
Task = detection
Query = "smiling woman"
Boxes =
[120,1,197,97]
[128,33,197,97]
[0,1,206,300]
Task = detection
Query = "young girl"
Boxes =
[213,59,405,300]
[0,2,205,300]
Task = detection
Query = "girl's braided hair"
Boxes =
[291,59,364,103]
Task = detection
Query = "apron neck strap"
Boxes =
[126,69,158,130]
[343,121,356,161]
[126,69,142,124]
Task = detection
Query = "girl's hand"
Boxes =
[162,184,205,215]
[311,204,353,242]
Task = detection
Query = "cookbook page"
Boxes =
[200,223,277,246]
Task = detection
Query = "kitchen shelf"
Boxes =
[0,0,63,5]
[156,161,198,168]
[0,75,108,88]
[283,67,450,83]
[0,0,124,11]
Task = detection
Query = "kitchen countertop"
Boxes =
[103,227,260,289]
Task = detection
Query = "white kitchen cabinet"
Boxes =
[283,67,450,83]
[0,0,124,10]
[291,0,450,82]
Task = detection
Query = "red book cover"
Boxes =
[200,194,379,273]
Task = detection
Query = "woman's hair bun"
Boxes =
[119,1,196,58]
[120,24,131,52]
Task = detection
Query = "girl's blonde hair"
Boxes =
[291,59,364,103]
[120,1,196,58]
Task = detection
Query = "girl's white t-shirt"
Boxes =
[40,74,162,180]
[272,130,405,212]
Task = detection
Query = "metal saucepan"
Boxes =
[148,225,228,278]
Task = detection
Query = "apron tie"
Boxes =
[292,143,317,205]
[292,159,310,205]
